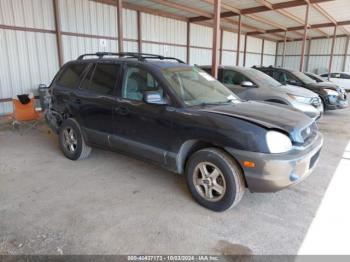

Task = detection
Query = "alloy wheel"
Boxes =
[62,127,78,153]
[193,162,226,202]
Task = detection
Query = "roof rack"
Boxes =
[77,52,185,64]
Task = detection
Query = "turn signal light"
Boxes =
[243,161,255,168]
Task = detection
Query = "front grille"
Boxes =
[301,122,318,142]
[309,149,321,169]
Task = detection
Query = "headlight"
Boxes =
[266,131,292,153]
[338,87,345,94]
[324,89,338,96]
[288,94,312,104]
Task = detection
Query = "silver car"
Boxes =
[201,66,324,120]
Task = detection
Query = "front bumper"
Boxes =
[324,93,348,110]
[225,132,323,193]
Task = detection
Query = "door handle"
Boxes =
[115,106,130,115]
[75,98,81,104]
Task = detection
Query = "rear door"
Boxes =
[74,62,122,147]
[329,73,341,85]
[52,63,88,115]
[338,73,350,88]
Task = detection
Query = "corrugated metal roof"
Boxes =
[317,0,350,22]
[122,0,350,41]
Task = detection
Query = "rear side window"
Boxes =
[222,70,249,85]
[272,71,286,83]
[56,64,87,89]
[340,74,350,79]
[331,73,341,78]
[82,63,121,95]
[261,69,273,77]
[201,68,211,75]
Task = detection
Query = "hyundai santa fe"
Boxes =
[46,52,323,212]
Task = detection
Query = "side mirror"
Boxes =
[287,79,299,86]
[143,91,168,105]
[241,81,256,88]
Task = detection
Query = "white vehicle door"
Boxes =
[338,74,350,90]
[329,73,342,86]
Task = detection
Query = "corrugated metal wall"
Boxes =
[221,31,243,66]
[141,13,187,62]
[60,0,119,62]
[263,40,276,67]
[276,36,349,74]
[123,9,138,52]
[0,0,277,114]
[190,24,212,65]
[220,31,276,67]
[0,0,58,114]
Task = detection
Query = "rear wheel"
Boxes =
[58,118,91,160]
[185,148,245,212]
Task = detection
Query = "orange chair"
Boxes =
[12,94,40,134]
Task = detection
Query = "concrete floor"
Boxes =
[0,107,349,255]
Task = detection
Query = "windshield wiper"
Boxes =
[198,100,234,107]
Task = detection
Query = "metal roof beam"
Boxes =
[190,0,334,22]
[149,0,212,18]
[248,20,350,35]
[256,0,328,37]
[312,3,350,35]
[149,0,268,36]
[203,0,299,39]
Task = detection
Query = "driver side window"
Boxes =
[222,70,248,85]
[273,71,286,84]
[122,66,164,101]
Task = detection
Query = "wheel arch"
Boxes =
[176,140,247,187]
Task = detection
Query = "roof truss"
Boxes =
[93,0,349,41]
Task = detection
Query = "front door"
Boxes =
[220,69,253,100]
[110,64,179,168]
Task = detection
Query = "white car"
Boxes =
[320,72,350,91]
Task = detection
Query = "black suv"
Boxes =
[254,66,348,110]
[46,53,323,212]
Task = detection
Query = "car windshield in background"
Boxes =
[162,67,239,106]
[306,73,324,82]
[292,71,316,84]
[243,69,282,87]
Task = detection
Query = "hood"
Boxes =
[199,101,314,143]
[271,84,318,98]
[307,82,338,91]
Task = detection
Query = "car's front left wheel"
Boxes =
[58,118,92,160]
[185,148,245,212]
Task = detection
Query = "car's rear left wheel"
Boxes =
[185,148,245,212]
[58,118,91,160]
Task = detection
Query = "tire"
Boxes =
[185,148,245,212]
[58,118,92,160]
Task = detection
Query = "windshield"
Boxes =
[306,73,324,82]
[292,71,316,84]
[162,67,239,106]
[242,69,282,87]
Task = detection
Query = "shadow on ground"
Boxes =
[0,107,349,255]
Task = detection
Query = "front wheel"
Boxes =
[58,118,92,160]
[185,148,245,212]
